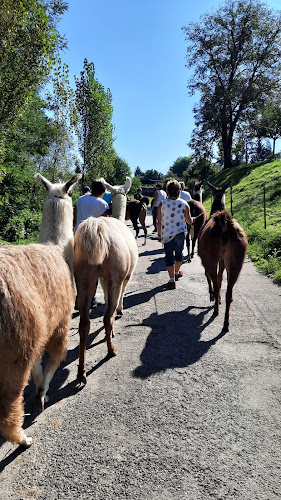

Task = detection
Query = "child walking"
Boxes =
[157,179,195,289]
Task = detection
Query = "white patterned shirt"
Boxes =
[160,198,188,243]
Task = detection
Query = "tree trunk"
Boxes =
[222,136,233,169]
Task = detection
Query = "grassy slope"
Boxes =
[203,159,281,285]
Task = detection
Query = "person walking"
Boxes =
[74,179,109,233]
[134,188,143,201]
[151,182,166,232]
[179,182,192,202]
[157,179,195,289]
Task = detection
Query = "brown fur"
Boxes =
[207,180,231,215]
[186,199,208,262]
[74,216,138,384]
[198,210,248,333]
[0,244,74,446]
[125,196,149,244]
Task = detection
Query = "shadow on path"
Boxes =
[133,306,226,379]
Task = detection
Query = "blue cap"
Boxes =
[83,186,91,193]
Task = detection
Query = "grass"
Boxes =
[203,159,281,285]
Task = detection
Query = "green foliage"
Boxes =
[204,159,281,284]
[74,59,115,182]
[106,155,131,185]
[183,0,281,168]
[0,0,68,130]
[169,157,192,177]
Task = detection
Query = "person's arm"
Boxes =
[157,202,162,241]
[152,191,158,210]
[185,204,195,225]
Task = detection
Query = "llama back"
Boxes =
[0,244,75,366]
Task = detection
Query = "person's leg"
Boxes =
[174,233,185,280]
[164,239,176,288]
[153,206,158,231]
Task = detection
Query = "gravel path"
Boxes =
[0,213,280,499]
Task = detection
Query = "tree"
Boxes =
[45,57,75,181]
[183,0,281,168]
[0,0,68,131]
[74,59,115,183]
[169,156,192,177]
[252,99,281,158]
[107,154,131,185]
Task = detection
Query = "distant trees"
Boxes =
[183,0,281,168]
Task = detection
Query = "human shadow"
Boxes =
[133,306,226,379]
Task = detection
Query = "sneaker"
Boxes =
[166,281,176,290]
[175,271,183,281]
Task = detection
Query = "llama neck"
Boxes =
[211,195,225,215]
[39,199,74,272]
[111,194,127,222]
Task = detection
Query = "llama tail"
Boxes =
[74,217,110,265]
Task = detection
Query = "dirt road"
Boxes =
[0,213,280,499]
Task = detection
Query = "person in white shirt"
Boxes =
[73,179,109,233]
[151,182,167,232]
[179,181,192,202]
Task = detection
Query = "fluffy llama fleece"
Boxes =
[74,216,138,384]
[0,173,80,448]
[100,176,132,221]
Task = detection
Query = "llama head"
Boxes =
[100,176,132,196]
[35,173,82,201]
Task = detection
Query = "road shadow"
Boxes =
[133,306,226,379]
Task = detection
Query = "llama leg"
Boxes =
[35,322,69,410]
[132,218,139,240]
[116,279,129,316]
[104,285,123,357]
[99,277,108,305]
[31,357,43,394]
[0,383,32,447]
[139,212,147,245]
[186,229,191,263]
[207,268,220,314]
[217,260,225,305]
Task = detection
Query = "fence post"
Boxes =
[230,184,233,216]
[263,183,266,229]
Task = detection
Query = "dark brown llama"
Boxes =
[193,181,204,203]
[207,181,231,214]
[126,196,150,245]
[186,199,208,262]
[198,181,248,333]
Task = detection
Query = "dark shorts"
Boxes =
[164,232,185,267]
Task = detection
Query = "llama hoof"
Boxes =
[116,311,123,318]
[210,294,215,302]
[108,349,117,358]
[77,370,87,385]
[212,310,219,317]
[78,375,87,385]
[20,435,33,448]
[35,394,45,412]
[222,324,229,333]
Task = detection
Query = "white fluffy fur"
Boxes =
[100,176,132,222]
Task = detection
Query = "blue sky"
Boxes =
[59,0,281,175]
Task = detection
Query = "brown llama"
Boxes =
[0,173,80,448]
[198,181,248,332]
[207,180,231,214]
[126,196,150,244]
[74,216,138,385]
[193,181,204,203]
[186,199,208,262]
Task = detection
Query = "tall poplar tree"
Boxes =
[74,59,115,182]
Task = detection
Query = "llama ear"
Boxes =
[124,177,132,193]
[35,173,52,191]
[207,181,216,191]
[64,174,82,194]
